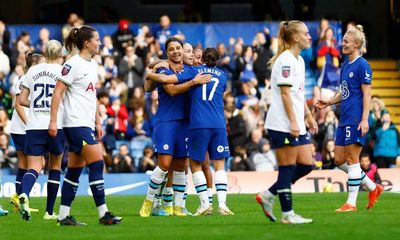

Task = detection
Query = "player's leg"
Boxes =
[202,154,214,204]
[163,167,174,214]
[171,158,187,216]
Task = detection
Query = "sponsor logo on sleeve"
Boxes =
[282,66,291,78]
[61,64,72,76]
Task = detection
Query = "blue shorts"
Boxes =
[153,120,188,158]
[188,128,230,162]
[64,127,98,154]
[335,125,366,146]
[11,134,25,151]
[267,129,310,148]
[24,130,66,156]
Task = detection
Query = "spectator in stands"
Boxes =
[128,86,146,111]
[0,18,11,57]
[98,103,113,169]
[372,113,400,168]
[153,15,183,57]
[0,87,12,117]
[112,19,136,55]
[235,81,258,110]
[104,55,118,87]
[300,43,318,104]
[311,140,323,169]
[238,45,258,88]
[11,31,34,67]
[0,48,10,89]
[317,18,330,43]
[360,153,381,184]
[315,108,338,150]
[243,99,266,136]
[61,13,79,40]
[369,96,388,131]
[316,27,340,70]
[145,90,158,120]
[0,133,17,172]
[106,96,128,141]
[127,105,151,138]
[253,29,272,89]
[112,144,135,173]
[245,129,265,158]
[8,64,23,91]
[230,149,255,171]
[216,43,232,84]
[100,35,116,58]
[321,139,336,169]
[138,145,157,173]
[119,45,144,95]
[34,28,50,54]
[0,107,10,135]
[108,78,128,104]
[251,138,277,171]
[231,41,244,92]
[225,104,247,157]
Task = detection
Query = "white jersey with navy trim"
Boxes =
[58,54,98,130]
[265,50,306,135]
[21,63,64,130]
[10,75,29,134]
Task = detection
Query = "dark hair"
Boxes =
[25,52,44,71]
[360,152,370,159]
[164,37,183,52]
[65,25,97,52]
[202,47,219,67]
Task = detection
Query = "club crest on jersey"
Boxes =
[61,64,72,76]
[349,72,353,78]
[281,66,290,78]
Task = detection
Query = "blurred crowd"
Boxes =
[0,14,398,176]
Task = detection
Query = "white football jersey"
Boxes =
[58,54,98,130]
[10,75,29,134]
[22,63,64,130]
[265,50,306,135]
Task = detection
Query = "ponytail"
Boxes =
[65,25,97,52]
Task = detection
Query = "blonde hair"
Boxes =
[268,20,304,68]
[346,24,367,53]
[44,40,62,60]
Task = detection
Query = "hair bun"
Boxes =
[356,24,364,32]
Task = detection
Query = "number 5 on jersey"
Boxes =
[202,77,219,101]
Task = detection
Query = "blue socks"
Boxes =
[15,168,27,195]
[269,164,313,195]
[277,165,295,212]
[46,169,61,215]
[21,169,39,197]
[61,167,83,207]
[88,161,105,207]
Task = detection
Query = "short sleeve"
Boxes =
[20,71,30,90]
[14,76,25,95]
[58,61,75,86]
[358,61,372,85]
[176,66,197,83]
[275,57,295,86]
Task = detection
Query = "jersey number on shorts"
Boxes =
[202,77,219,101]
[33,83,55,108]
[346,126,351,138]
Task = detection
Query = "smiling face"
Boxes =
[341,32,359,56]
[166,41,183,64]
[183,43,194,65]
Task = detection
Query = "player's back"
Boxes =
[23,63,63,130]
[188,65,227,129]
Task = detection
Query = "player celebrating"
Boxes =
[49,26,121,226]
[139,38,210,217]
[9,52,43,214]
[258,21,317,224]
[18,41,65,221]
[146,47,234,216]
[316,25,383,212]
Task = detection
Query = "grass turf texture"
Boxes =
[0,192,398,240]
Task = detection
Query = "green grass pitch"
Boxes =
[0,192,399,240]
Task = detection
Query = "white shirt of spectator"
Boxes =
[58,54,98,130]
[22,63,64,130]
[10,75,29,134]
[265,50,306,135]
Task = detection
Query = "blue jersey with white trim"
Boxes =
[154,67,189,123]
[177,65,227,130]
[339,56,372,126]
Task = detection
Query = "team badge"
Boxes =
[349,72,353,78]
[163,144,169,150]
[281,66,290,78]
[61,64,72,76]
[217,145,224,153]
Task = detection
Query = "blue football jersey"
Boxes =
[154,67,189,123]
[339,56,372,126]
[177,65,227,129]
